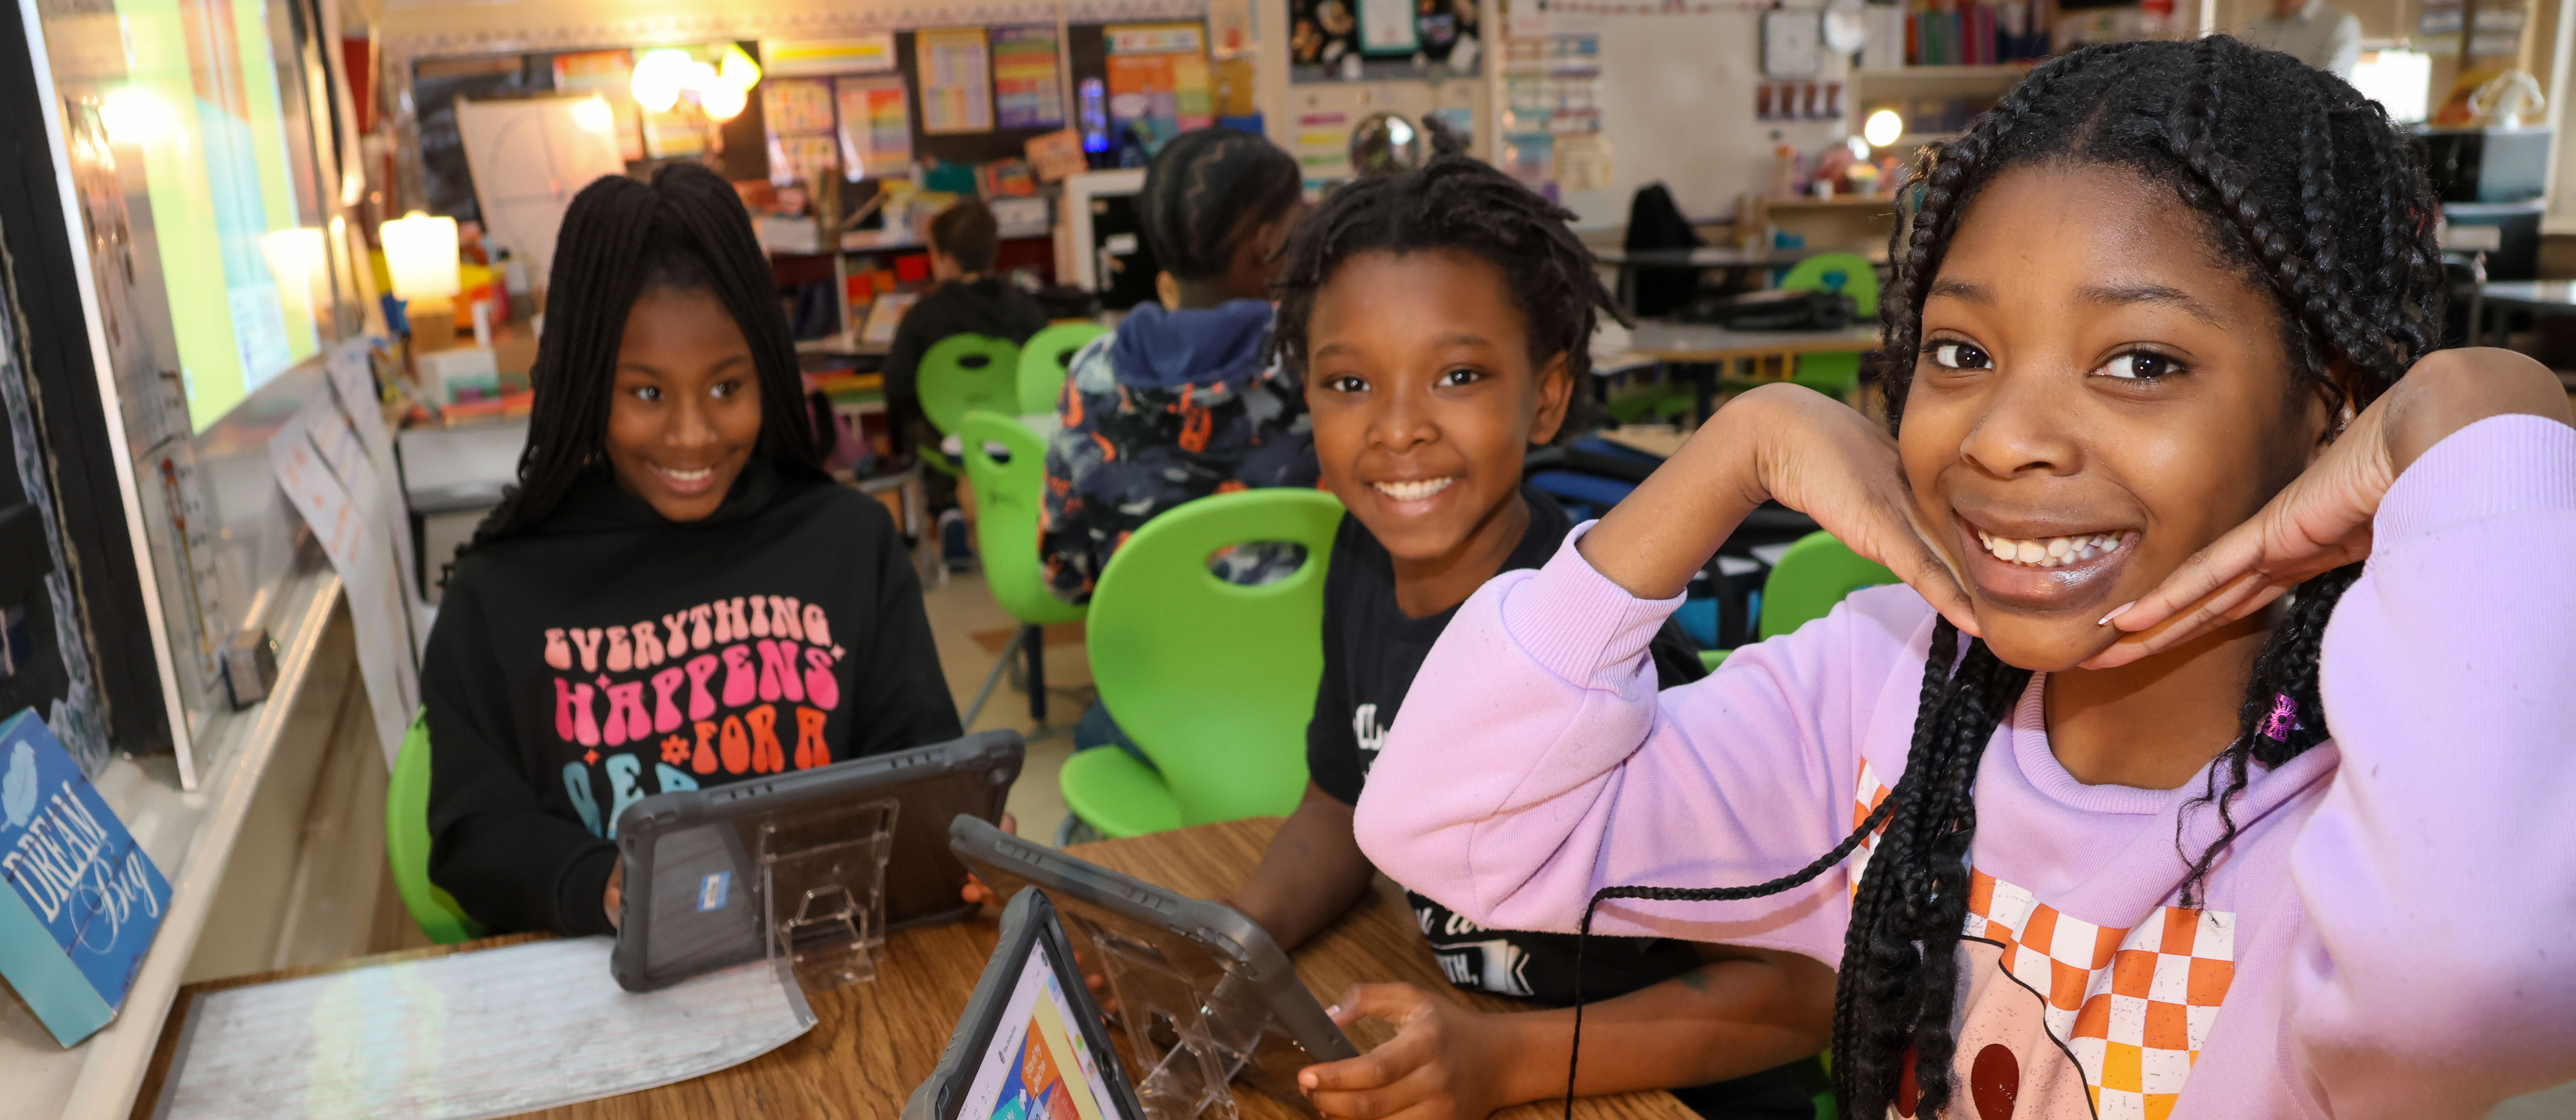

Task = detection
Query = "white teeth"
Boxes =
[1373,477,1456,502]
[1976,528,2131,569]
[661,466,712,481]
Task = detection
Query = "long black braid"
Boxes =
[1267,154,1626,383]
[1136,127,1303,282]
[1561,37,2446,1119]
[457,164,824,558]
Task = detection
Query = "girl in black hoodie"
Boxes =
[422,165,960,937]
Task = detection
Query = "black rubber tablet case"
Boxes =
[609,730,1024,993]
[902,887,1147,1120]
[949,814,1360,1111]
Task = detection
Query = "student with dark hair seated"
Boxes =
[884,198,1051,457]
[422,164,961,937]
[1039,127,1315,604]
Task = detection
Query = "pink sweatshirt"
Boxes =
[1353,416,2576,1119]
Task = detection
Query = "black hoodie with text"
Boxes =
[422,464,960,936]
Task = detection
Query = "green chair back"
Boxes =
[1780,252,1880,400]
[387,710,486,945]
[960,410,1086,627]
[1759,530,1898,641]
[1067,488,1344,835]
[918,333,1023,437]
[1017,322,1108,414]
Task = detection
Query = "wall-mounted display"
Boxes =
[20,0,370,777]
[1106,24,1215,151]
[837,76,916,178]
[764,36,899,76]
[918,28,996,134]
[994,25,1069,129]
[764,77,842,185]
[1290,0,1484,82]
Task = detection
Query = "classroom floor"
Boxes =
[920,567,1088,845]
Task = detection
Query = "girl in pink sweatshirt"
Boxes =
[1353,37,2576,1120]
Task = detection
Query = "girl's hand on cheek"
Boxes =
[1580,383,1978,637]
[1298,984,1507,1120]
[2089,348,2572,668]
[1739,385,1982,637]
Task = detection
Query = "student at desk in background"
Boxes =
[1231,157,1834,1120]
[884,199,1051,474]
[422,165,960,938]
[1039,127,1315,605]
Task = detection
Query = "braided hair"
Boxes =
[1564,37,2445,1120]
[1267,154,1624,384]
[458,164,824,557]
[1137,127,1304,282]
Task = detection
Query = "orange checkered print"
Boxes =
[1848,766,2237,1119]
[1846,759,1896,899]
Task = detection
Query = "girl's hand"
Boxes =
[2089,348,2572,668]
[1581,383,1979,637]
[1298,984,1509,1120]
[604,860,624,929]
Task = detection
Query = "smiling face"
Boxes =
[1305,248,1571,593]
[604,285,762,522]
[1899,164,2332,671]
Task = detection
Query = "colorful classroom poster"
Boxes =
[762,77,840,185]
[762,35,897,76]
[1105,23,1213,152]
[916,28,994,134]
[836,76,914,178]
[551,50,643,161]
[992,25,1066,129]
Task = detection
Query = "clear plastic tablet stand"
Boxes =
[1089,924,1249,1120]
[758,797,897,994]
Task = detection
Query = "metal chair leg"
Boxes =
[1024,624,1047,723]
[963,626,1026,729]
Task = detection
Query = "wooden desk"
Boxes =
[139,818,1693,1120]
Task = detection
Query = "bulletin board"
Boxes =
[1289,0,1485,82]
[1103,23,1215,151]
[893,28,1079,167]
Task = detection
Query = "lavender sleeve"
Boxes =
[1352,525,1935,967]
[2287,414,2576,1113]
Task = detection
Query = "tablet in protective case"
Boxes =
[902,888,1147,1120]
[610,730,1024,993]
[949,815,1360,1111]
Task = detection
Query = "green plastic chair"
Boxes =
[1060,488,1344,837]
[1780,252,1882,401]
[916,333,1023,475]
[1758,530,1898,641]
[386,710,485,945]
[1017,322,1109,414]
[959,410,1086,727]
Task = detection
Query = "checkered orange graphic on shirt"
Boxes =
[1849,764,2237,1119]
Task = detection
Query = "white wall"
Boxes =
[1563,6,1850,229]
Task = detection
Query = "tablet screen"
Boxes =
[955,939,1130,1120]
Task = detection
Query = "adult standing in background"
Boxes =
[2241,0,2362,77]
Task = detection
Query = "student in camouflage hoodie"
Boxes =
[1039,128,1315,604]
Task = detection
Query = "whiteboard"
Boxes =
[455,95,631,281]
[1557,7,1851,229]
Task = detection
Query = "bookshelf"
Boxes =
[1848,64,2033,148]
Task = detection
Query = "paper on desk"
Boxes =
[158,937,815,1120]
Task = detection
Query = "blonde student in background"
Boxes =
[1354,38,2576,1119]
[1233,155,1838,1120]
